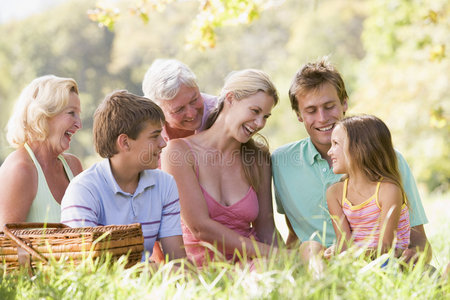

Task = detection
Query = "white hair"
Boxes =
[142,59,198,104]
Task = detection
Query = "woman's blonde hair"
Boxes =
[6,75,78,148]
[205,69,279,191]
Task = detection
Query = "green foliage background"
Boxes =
[0,0,448,193]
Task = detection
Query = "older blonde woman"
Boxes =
[0,75,83,225]
[162,69,280,265]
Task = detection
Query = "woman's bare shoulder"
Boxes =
[0,148,38,195]
[61,153,83,176]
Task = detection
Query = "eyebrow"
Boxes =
[150,129,162,134]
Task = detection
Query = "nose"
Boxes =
[318,108,327,123]
[75,115,82,130]
[327,146,332,157]
[185,105,197,119]
[255,116,266,130]
[159,135,167,149]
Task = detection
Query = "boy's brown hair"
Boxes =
[93,90,165,158]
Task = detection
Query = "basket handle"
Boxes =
[2,223,58,262]
[4,223,69,230]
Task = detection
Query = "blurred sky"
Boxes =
[0,0,64,23]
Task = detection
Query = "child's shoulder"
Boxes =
[379,180,403,201]
[326,181,345,202]
[328,181,344,193]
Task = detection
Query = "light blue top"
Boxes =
[272,137,428,246]
[24,143,74,223]
[60,159,182,257]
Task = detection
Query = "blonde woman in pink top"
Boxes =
[162,69,279,266]
[326,115,411,257]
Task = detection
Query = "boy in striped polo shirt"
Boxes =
[61,90,186,262]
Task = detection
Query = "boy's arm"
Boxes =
[157,173,186,261]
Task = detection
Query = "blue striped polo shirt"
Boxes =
[61,158,182,258]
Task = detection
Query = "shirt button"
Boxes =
[322,168,327,172]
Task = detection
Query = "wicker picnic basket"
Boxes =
[0,223,144,273]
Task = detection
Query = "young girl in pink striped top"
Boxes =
[326,115,410,257]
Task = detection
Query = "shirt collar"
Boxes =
[100,159,156,196]
[305,138,323,165]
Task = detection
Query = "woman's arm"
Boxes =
[326,183,351,252]
[0,151,37,226]
[377,182,404,253]
[253,160,279,246]
[161,139,275,258]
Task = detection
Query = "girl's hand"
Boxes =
[324,245,335,260]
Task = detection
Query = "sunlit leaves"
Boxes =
[88,6,120,30]
[89,0,284,49]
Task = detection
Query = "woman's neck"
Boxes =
[27,141,60,167]
[200,118,242,154]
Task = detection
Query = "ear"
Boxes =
[116,134,130,152]
[296,111,304,123]
[342,98,348,114]
[225,92,234,105]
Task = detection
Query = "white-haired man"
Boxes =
[142,59,217,140]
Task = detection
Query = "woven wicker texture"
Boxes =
[0,223,144,272]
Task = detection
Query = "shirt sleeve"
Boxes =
[396,150,428,227]
[61,181,101,227]
[158,178,182,239]
[272,153,286,215]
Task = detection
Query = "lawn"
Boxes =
[1,193,448,299]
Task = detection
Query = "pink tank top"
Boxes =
[180,139,259,266]
[342,178,410,250]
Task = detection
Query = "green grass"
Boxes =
[1,193,449,299]
[0,237,448,300]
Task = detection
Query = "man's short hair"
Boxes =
[289,57,348,113]
[142,59,198,104]
[93,90,165,158]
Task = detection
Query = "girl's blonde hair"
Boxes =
[6,75,78,148]
[205,69,279,191]
[339,114,407,203]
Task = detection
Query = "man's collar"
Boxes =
[305,138,323,165]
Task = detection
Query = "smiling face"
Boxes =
[129,121,167,170]
[160,84,204,132]
[226,91,275,143]
[327,124,350,174]
[46,92,82,154]
[296,82,348,157]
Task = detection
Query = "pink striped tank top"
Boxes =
[180,139,259,266]
[342,178,410,250]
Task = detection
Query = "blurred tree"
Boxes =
[88,0,286,49]
[0,0,117,165]
[353,0,449,192]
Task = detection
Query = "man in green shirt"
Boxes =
[272,58,431,263]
